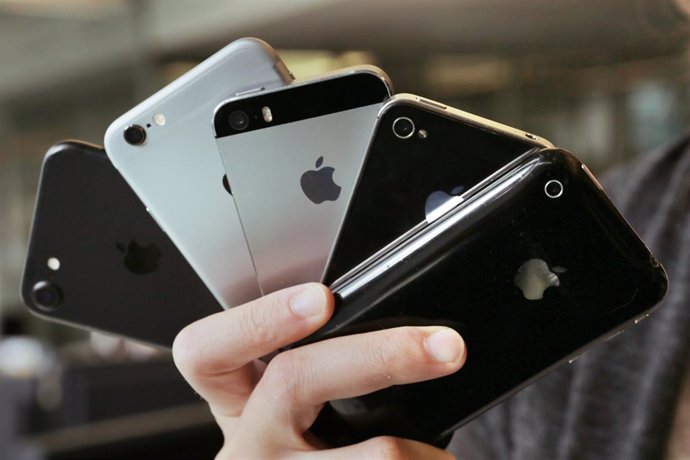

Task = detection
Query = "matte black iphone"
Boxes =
[21,140,222,348]
[323,94,552,284]
[308,148,668,446]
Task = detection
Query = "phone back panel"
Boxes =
[307,149,668,445]
[214,70,391,294]
[104,38,293,309]
[21,141,223,348]
[324,95,552,283]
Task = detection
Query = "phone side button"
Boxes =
[634,313,651,324]
[568,354,582,364]
[417,97,447,110]
[604,329,626,342]
[235,86,267,97]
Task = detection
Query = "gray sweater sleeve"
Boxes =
[449,135,690,460]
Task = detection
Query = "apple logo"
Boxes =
[513,258,565,300]
[116,240,161,275]
[300,156,341,204]
[424,185,465,221]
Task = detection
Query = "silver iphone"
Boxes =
[104,38,294,309]
[213,67,393,295]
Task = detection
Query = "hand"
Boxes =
[173,283,466,459]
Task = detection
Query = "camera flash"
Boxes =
[153,113,166,126]
[262,106,273,123]
[418,129,428,139]
[47,257,60,271]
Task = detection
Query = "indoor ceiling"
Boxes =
[149,0,690,62]
[0,0,687,101]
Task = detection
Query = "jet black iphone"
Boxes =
[323,93,553,284]
[21,140,222,348]
[307,148,668,446]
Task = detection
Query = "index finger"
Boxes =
[239,325,466,441]
[172,283,334,417]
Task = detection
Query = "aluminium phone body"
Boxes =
[104,38,294,309]
[21,141,223,348]
[304,148,668,446]
[213,68,392,294]
[323,93,553,284]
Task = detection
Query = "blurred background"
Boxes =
[0,0,688,458]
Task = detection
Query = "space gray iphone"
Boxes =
[213,67,392,294]
[105,38,294,309]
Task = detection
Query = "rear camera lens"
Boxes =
[229,111,249,131]
[392,117,415,139]
[31,281,62,311]
[123,125,147,146]
[544,180,564,198]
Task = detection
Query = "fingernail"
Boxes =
[424,328,463,363]
[290,285,326,318]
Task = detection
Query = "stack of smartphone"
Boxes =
[21,38,667,445]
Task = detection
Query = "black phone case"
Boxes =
[323,98,543,284]
[306,148,668,446]
[21,140,222,348]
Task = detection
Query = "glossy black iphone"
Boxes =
[307,149,668,445]
[323,94,552,284]
[21,141,222,348]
